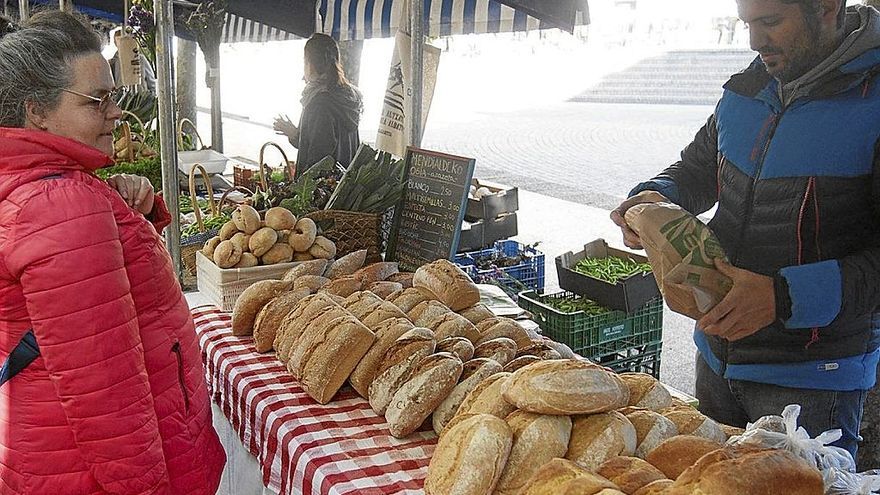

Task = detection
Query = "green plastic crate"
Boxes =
[518,290,663,378]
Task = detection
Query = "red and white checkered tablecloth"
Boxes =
[192,306,436,495]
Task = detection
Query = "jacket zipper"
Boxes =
[171,342,190,412]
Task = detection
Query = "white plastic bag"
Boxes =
[824,469,880,495]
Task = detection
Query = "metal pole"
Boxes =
[209,55,224,152]
[18,0,28,21]
[59,0,72,12]
[154,0,182,279]
[409,0,424,147]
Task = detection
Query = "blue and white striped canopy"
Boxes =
[319,0,551,41]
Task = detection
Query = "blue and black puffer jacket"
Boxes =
[633,6,880,392]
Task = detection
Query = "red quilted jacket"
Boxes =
[0,128,225,494]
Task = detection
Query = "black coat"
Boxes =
[295,83,363,178]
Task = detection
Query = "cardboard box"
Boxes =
[465,179,519,221]
[457,212,518,252]
[556,239,660,313]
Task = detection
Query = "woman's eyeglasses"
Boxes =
[62,88,123,113]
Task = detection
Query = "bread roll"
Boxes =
[281,259,329,281]
[386,271,414,288]
[432,358,503,434]
[252,288,311,352]
[385,352,463,438]
[295,314,376,404]
[566,411,638,471]
[386,286,433,313]
[646,435,724,480]
[324,249,367,279]
[292,275,330,293]
[518,458,619,495]
[503,355,542,372]
[473,337,518,366]
[424,414,513,495]
[340,290,385,320]
[348,317,414,398]
[458,303,494,324]
[453,371,516,421]
[413,259,480,311]
[436,336,475,362]
[427,312,481,342]
[661,406,727,443]
[625,410,679,458]
[360,300,409,330]
[633,479,673,495]
[475,317,533,349]
[503,360,630,415]
[274,294,336,361]
[619,373,673,412]
[368,328,436,415]
[495,411,573,495]
[353,261,399,284]
[367,281,403,299]
[231,280,294,336]
[597,456,666,495]
[666,446,824,495]
[409,300,453,327]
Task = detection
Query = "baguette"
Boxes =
[620,373,673,412]
[385,352,463,438]
[367,328,436,415]
[625,410,679,458]
[231,280,294,336]
[475,317,533,349]
[432,358,503,434]
[348,317,414,398]
[427,312,481,342]
[252,288,311,353]
[503,360,629,415]
[495,411,573,495]
[436,336,475,362]
[566,411,638,471]
[413,259,480,311]
[518,458,619,495]
[472,337,518,366]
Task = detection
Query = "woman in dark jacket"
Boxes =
[274,33,363,178]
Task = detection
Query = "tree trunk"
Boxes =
[176,37,198,126]
[338,40,364,87]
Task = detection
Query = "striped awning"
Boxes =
[221,12,302,44]
[320,0,558,41]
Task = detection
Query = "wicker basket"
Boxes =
[195,252,300,311]
[305,209,383,263]
[181,163,219,275]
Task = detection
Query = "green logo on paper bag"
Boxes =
[660,216,715,269]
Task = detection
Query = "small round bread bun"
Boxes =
[289,217,317,252]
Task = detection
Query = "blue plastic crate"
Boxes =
[454,240,545,297]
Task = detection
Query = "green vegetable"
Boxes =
[180,212,230,239]
[540,294,610,316]
[325,144,406,213]
[573,256,652,284]
[95,156,162,192]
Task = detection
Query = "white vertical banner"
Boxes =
[376,30,441,157]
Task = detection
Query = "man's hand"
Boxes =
[610,190,668,249]
[698,259,776,342]
[107,174,154,216]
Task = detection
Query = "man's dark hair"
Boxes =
[0,15,18,39]
[780,0,847,29]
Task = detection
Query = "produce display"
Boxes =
[201,205,336,269]
[574,256,652,284]
[251,156,345,216]
[325,144,406,213]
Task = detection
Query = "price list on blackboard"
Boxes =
[386,147,476,272]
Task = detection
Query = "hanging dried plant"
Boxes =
[185,0,227,69]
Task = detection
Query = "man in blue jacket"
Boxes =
[612,0,880,458]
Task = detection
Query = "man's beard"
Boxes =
[774,17,828,83]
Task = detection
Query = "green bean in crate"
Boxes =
[574,256,652,284]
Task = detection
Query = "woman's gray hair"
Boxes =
[0,11,102,127]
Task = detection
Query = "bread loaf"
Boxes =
[661,406,727,443]
[475,317,533,349]
[625,410,679,458]
[597,456,667,495]
[385,352,463,438]
[432,358,503,434]
[367,328,436,415]
[348,317,414,398]
[319,275,364,297]
[386,286,433,313]
[292,275,330,293]
[275,294,341,361]
[231,280,294,336]
[645,435,724,480]
[515,342,563,360]
[424,414,513,495]
[252,288,311,352]
[286,304,351,379]
[502,355,542,372]
[436,336,475,362]
[413,259,480,311]
[518,458,619,495]
[720,424,745,439]
[458,303,494,325]
[408,300,453,327]
[666,446,824,495]
[494,411,573,495]
[566,411,638,471]
[353,261,399,284]
[340,290,385,320]
[367,281,403,299]
[473,337,518,366]
[633,479,673,495]
[453,371,516,420]
[324,249,367,279]
[428,312,481,342]
[281,259,329,281]
[295,314,376,404]
[360,300,409,330]
[619,373,673,412]
[274,294,318,360]
[386,271,414,288]
[544,339,577,359]
[503,360,630,415]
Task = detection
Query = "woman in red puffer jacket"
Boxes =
[0,12,225,495]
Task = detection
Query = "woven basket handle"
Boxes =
[258,141,295,190]
[188,163,217,234]
[217,186,255,212]
[178,118,206,150]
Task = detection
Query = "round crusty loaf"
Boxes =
[473,337,518,366]
[432,358,503,434]
[436,336,475,362]
[428,312,481,343]
[360,300,410,330]
[324,249,367,279]
[231,280,295,336]
[385,352,463,438]
[424,414,513,495]
[453,371,516,421]
[386,286,434,312]
[348,317,414,398]
[665,446,824,495]
[494,411,573,495]
[619,372,673,412]
[646,435,724,480]
[597,456,667,495]
[566,411,638,471]
[475,317,533,349]
[413,259,480,311]
[625,410,679,458]
[518,458,619,495]
[368,328,436,415]
[503,355,543,372]
[516,342,563,360]
[409,299,453,327]
[661,406,727,443]
[341,290,385,320]
[252,288,311,353]
[503,360,630,415]
[281,259,329,281]
[458,303,494,325]
[633,479,674,495]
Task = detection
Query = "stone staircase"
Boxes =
[571,49,757,105]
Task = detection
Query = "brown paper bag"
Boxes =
[625,202,732,319]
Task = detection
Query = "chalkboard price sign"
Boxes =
[386,147,476,272]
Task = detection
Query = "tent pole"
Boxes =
[155,0,183,280]
[209,55,224,152]
[18,0,28,20]
[409,0,424,148]
[59,0,72,12]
